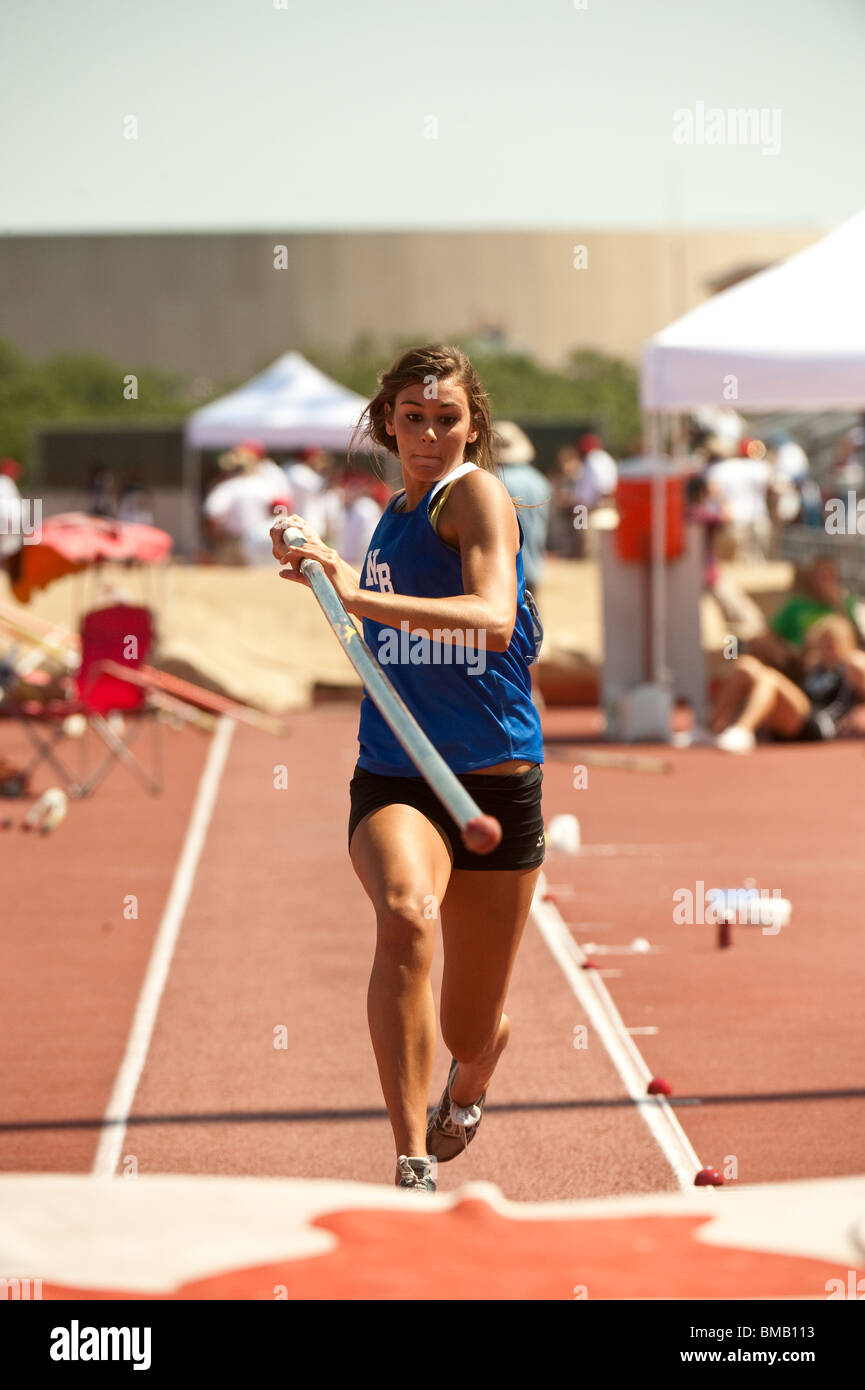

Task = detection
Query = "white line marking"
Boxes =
[91,715,236,1178]
[627,1026,660,1035]
[531,891,708,1193]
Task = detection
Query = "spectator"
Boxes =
[235,439,286,500]
[283,447,336,541]
[117,477,155,526]
[577,432,617,500]
[339,470,388,565]
[747,556,865,677]
[0,458,24,573]
[492,421,551,593]
[203,446,292,566]
[829,425,865,493]
[87,462,117,519]
[710,614,865,753]
[684,472,723,591]
[685,470,765,639]
[762,433,805,536]
[548,444,599,557]
[704,435,772,562]
[767,430,809,486]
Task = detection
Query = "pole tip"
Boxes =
[461,813,503,856]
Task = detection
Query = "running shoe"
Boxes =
[426,1057,487,1163]
[396,1155,437,1192]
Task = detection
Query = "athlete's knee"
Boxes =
[442,1010,508,1067]
[736,654,763,679]
[375,891,435,969]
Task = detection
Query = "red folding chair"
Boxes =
[2,603,162,797]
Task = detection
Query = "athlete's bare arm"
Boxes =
[272,475,521,652]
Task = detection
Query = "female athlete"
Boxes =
[271,344,545,1192]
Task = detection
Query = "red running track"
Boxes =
[1,704,863,1199]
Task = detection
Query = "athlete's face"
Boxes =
[384,378,479,487]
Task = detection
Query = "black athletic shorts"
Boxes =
[348,762,545,872]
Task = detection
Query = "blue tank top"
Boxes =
[356,461,544,775]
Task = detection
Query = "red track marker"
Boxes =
[648,1077,672,1096]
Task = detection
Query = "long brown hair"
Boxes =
[348,343,499,474]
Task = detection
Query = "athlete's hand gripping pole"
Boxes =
[282,527,502,855]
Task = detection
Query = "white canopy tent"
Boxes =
[182,351,371,551]
[634,209,865,731]
[641,209,865,412]
[186,351,370,451]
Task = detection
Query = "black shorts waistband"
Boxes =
[351,763,542,789]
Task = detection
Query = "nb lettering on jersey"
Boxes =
[365,548,394,593]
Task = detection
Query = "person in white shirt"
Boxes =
[339,471,388,565]
[283,448,336,541]
[767,431,809,485]
[577,433,617,498]
[237,439,288,499]
[705,437,772,562]
[203,445,292,565]
[0,458,24,561]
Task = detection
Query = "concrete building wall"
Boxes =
[0,227,819,380]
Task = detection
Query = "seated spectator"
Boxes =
[747,556,865,677]
[710,614,865,752]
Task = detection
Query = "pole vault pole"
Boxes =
[282,527,502,855]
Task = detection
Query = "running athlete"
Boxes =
[271,344,546,1192]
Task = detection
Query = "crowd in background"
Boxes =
[200,442,391,569]
[2,410,861,591]
[196,412,865,758]
[3,410,865,756]
[196,424,619,589]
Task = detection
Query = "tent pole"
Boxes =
[647,409,667,687]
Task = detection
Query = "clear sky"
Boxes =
[1,0,862,235]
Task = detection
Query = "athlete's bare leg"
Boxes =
[350,804,453,1175]
[712,654,810,737]
[439,866,541,1106]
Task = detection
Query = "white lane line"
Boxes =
[531,890,708,1193]
[91,715,236,1179]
